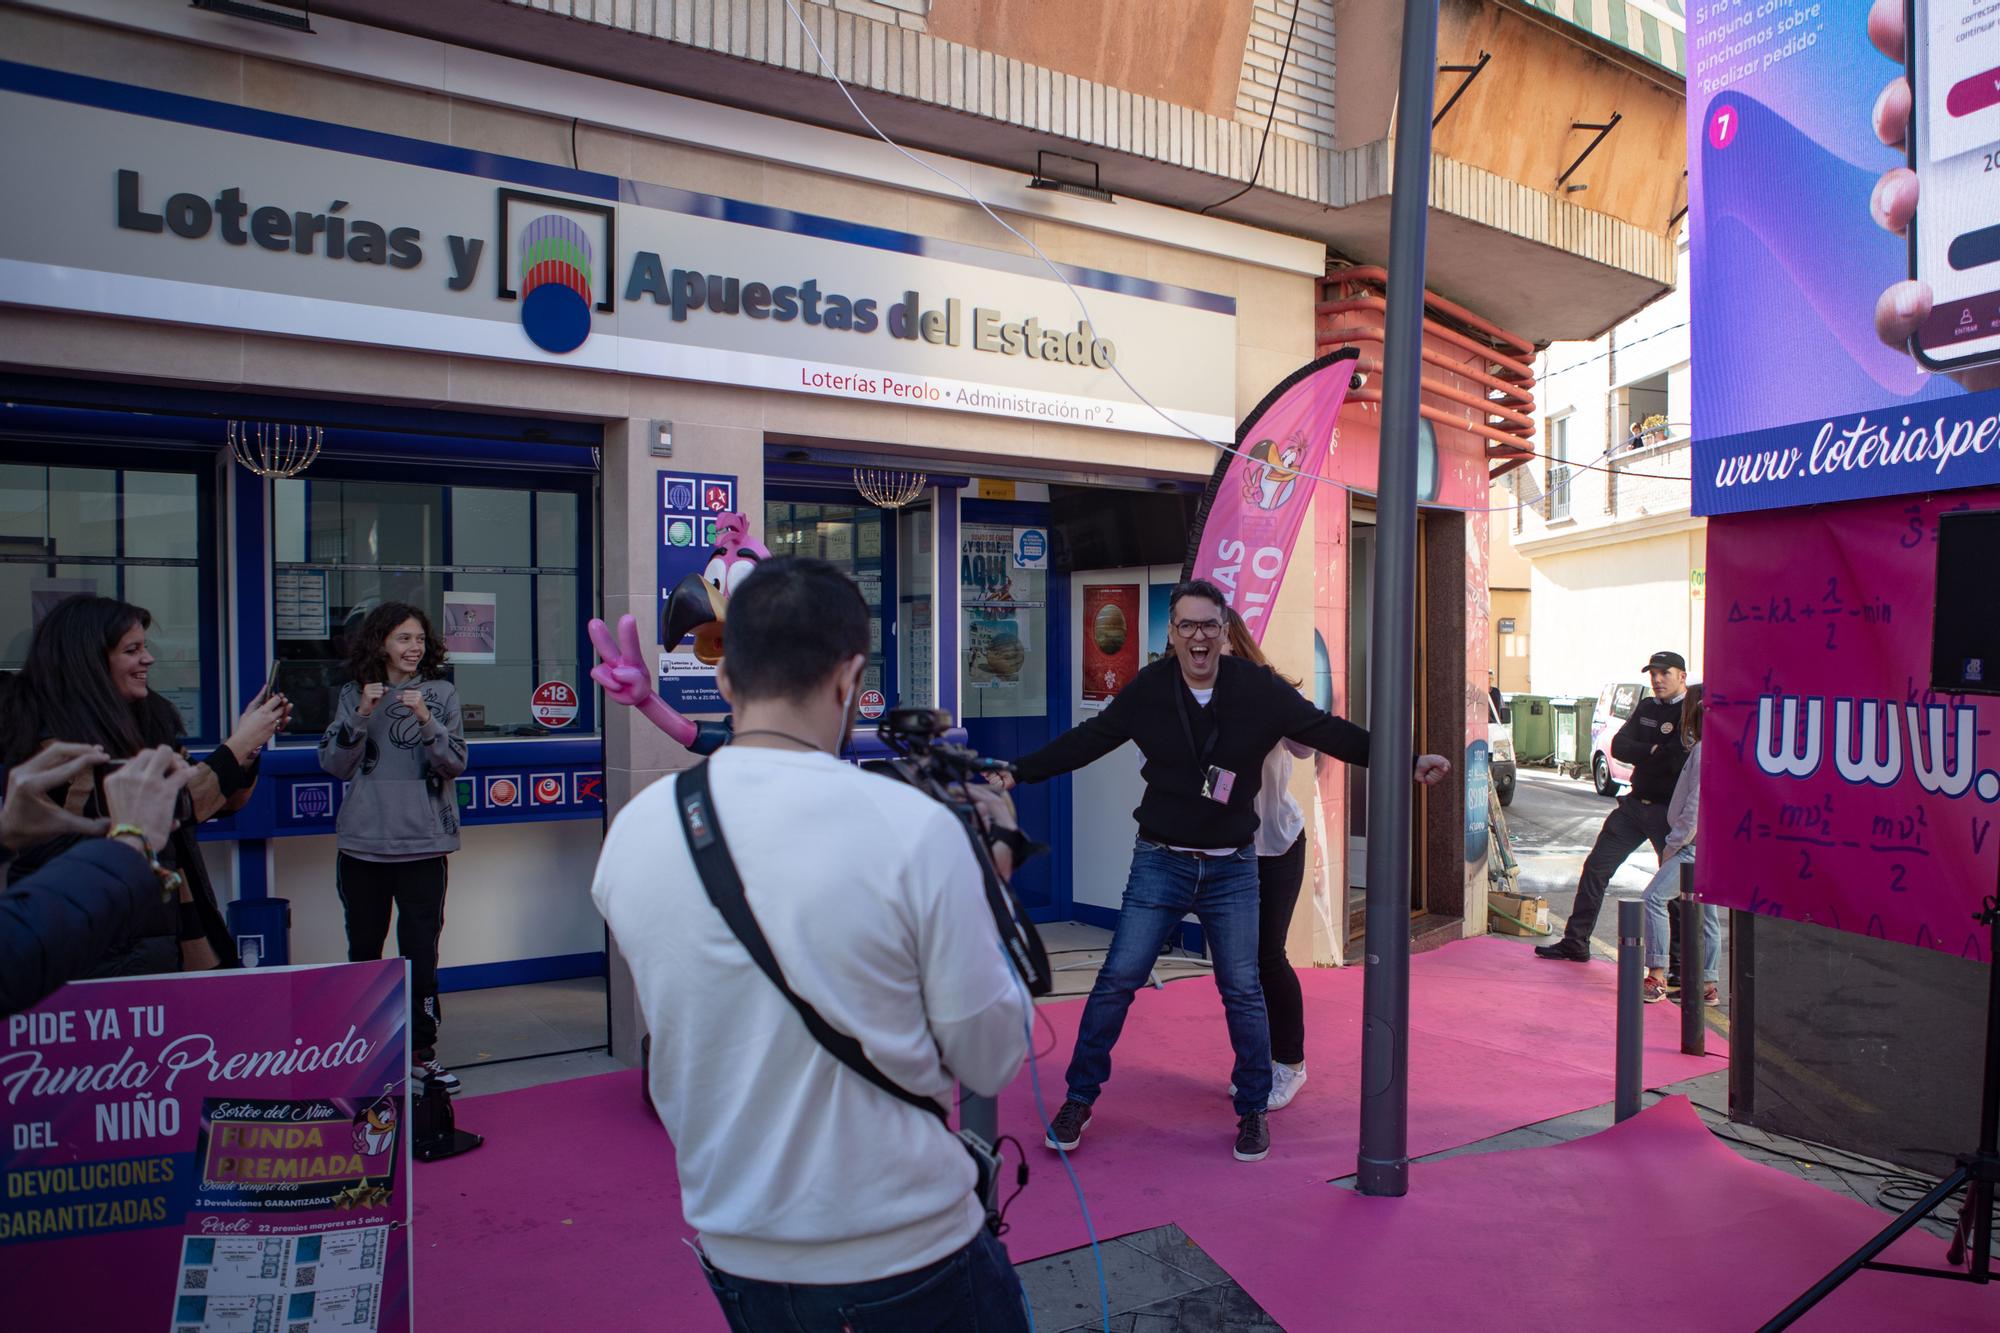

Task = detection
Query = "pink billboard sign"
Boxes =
[1184,349,1360,642]
[1702,491,2000,960]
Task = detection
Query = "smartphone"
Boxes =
[1906,0,2000,372]
[260,659,283,702]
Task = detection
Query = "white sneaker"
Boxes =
[413,1056,461,1094]
[1227,1062,1308,1109]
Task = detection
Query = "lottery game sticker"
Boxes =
[290,1227,388,1288]
[284,1283,378,1330]
[171,1291,281,1333]
[179,1235,292,1296]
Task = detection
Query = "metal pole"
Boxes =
[1356,0,1442,1199]
[1729,909,1755,1119]
[1616,899,1643,1123]
[1679,863,1704,1056]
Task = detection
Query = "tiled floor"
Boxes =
[435,977,612,1096]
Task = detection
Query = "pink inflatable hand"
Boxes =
[587,615,697,748]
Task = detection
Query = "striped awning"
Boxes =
[1518,0,1687,79]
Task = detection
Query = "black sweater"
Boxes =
[1611,693,1691,803]
[1012,655,1369,849]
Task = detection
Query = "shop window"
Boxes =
[896,502,935,709]
[271,475,594,741]
[765,496,896,701]
[960,521,1047,719]
[1547,416,1573,521]
[0,460,216,738]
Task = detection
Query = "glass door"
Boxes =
[958,502,1064,916]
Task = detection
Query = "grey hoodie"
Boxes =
[318,678,469,857]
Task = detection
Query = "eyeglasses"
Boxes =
[1173,619,1224,640]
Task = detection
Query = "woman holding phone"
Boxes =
[319,602,468,1092]
[0,595,290,976]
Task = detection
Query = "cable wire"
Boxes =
[1200,1,1302,216]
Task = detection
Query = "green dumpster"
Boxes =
[1509,694,1554,766]
[1551,698,1592,778]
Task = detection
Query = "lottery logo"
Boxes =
[702,482,734,512]
[485,777,522,808]
[573,772,604,804]
[531,775,565,806]
[517,213,594,354]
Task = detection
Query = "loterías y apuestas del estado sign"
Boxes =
[0,64,1236,437]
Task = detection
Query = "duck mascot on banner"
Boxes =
[587,511,768,754]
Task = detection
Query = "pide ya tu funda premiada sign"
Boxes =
[0,61,1236,441]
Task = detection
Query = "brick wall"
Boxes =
[1235,0,1334,146]
[812,0,926,33]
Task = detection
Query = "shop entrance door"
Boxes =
[958,502,1067,918]
[1065,566,1180,923]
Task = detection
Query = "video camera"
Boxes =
[866,708,1053,996]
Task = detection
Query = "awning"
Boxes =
[1516,0,1687,79]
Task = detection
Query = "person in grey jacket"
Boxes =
[319,602,469,1091]
[1640,685,1718,1007]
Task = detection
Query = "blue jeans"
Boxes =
[699,1230,1028,1332]
[1642,845,1719,981]
[1067,839,1270,1115]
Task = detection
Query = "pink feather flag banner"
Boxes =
[1181,347,1361,641]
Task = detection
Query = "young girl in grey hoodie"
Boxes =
[319,602,469,1091]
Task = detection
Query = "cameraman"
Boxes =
[592,556,1033,1332]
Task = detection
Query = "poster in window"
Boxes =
[658,472,740,712]
[1081,584,1140,706]
[1146,583,1175,665]
[30,576,96,629]
[273,570,330,641]
[440,591,497,664]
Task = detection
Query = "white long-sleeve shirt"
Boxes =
[1664,741,1701,859]
[592,746,1029,1284]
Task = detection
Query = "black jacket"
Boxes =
[3,746,253,975]
[1612,693,1691,804]
[1012,655,1368,850]
[1,840,160,1017]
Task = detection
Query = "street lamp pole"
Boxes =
[1357,0,1443,1199]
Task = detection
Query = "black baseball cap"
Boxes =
[1642,651,1687,673]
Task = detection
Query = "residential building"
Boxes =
[1497,232,1701,704]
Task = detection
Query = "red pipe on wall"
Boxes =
[1324,329,1537,407]
[1316,296,1537,380]
[1324,265,1538,358]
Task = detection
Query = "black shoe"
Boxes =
[1045,1098,1092,1152]
[1534,939,1590,962]
[1666,973,1683,994]
[1234,1110,1270,1162]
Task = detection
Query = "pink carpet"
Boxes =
[1183,1097,1996,1330]
[414,936,1724,1330]
[993,935,1721,1257]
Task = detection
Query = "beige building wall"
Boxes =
[1525,522,1705,700]
[1487,482,1535,693]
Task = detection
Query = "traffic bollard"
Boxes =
[1680,862,1705,1056]
[1616,898,1643,1123]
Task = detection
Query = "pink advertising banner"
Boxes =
[1,960,413,1332]
[1703,491,2000,961]
[1183,349,1360,641]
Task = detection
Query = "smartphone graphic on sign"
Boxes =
[1907,0,2000,372]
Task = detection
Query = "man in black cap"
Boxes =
[1537,651,1691,963]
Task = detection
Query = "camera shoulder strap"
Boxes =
[674,759,949,1126]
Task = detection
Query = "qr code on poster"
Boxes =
[289,1325,311,1333]
[183,1270,209,1290]
[294,1266,316,1287]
